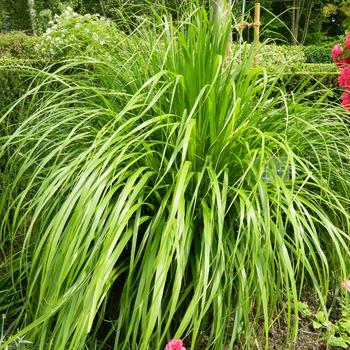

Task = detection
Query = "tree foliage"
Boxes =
[239,0,349,44]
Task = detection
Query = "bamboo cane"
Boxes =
[253,3,261,45]
[253,3,261,66]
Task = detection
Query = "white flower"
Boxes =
[99,40,105,46]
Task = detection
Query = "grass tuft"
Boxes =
[1,4,350,350]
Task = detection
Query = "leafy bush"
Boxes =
[0,32,41,59]
[35,8,54,35]
[36,7,125,60]
[0,65,26,113]
[232,44,306,69]
[0,57,43,110]
[1,6,350,350]
[0,59,40,119]
[303,45,333,64]
[257,44,306,68]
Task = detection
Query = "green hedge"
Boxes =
[303,45,333,64]
[0,64,28,111]
[257,44,306,68]
[0,32,41,59]
[0,32,42,118]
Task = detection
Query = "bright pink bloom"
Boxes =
[332,44,344,62]
[165,339,186,350]
[338,67,350,88]
[346,33,350,50]
[332,44,350,67]
[341,92,350,111]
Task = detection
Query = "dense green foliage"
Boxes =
[303,45,333,64]
[0,65,29,114]
[257,44,305,68]
[1,0,350,46]
[0,32,41,125]
[248,0,349,44]
[1,5,350,350]
[0,32,40,59]
[0,0,31,32]
[0,0,183,34]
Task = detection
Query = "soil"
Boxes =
[192,287,341,349]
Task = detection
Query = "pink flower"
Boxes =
[332,44,344,62]
[346,33,350,50]
[165,339,186,350]
[338,67,350,88]
[341,92,350,111]
[332,44,350,67]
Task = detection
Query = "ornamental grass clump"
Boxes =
[1,4,350,350]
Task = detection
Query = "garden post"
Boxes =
[253,2,260,45]
[253,2,261,66]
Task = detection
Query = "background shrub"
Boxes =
[0,32,41,59]
[303,45,332,64]
[233,44,306,69]
[0,61,42,131]
[36,7,125,60]
[257,44,306,68]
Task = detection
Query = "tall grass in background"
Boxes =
[1,3,350,350]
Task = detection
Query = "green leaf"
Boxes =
[327,336,349,348]
[312,321,323,330]
[339,320,350,332]
[315,311,327,324]
[297,302,312,317]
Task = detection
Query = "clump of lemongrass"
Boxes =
[1,3,350,350]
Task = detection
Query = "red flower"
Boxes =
[165,339,186,350]
[346,33,350,50]
[338,67,350,88]
[332,44,344,62]
[341,92,350,111]
[337,58,350,67]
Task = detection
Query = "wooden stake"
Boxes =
[233,2,261,40]
[232,2,261,65]
[253,3,261,66]
[253,2,261,45]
